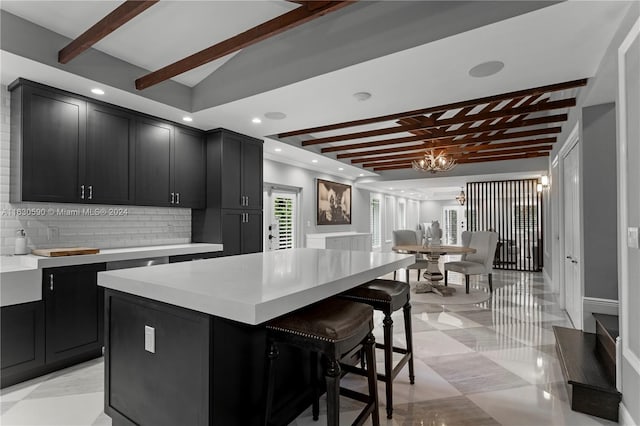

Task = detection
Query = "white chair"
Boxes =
[444,231,498,294]
[392,230,429,282]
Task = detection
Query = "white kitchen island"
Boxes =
[99,248,412,426]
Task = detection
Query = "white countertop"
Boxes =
[0,243,223,307]
[98,248,413,325]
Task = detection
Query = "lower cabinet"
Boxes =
[0,301,45,386]
[44,263,106,364]
[0,263,106,388]
[222,210,262,256]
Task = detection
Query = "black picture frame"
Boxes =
[317,179,352,225]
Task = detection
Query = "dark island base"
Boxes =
[104,289,316,426]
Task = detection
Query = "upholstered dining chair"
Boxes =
[392,230,429,282]
[444,231,499,294]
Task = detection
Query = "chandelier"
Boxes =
[455,187,466,206]
[411,149,456,173]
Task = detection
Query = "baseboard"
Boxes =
[583,297,619,333]
[619,402,637,426]
[543,267,552,289]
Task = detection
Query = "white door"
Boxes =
[563,142,582,327]
[264,189,298,251]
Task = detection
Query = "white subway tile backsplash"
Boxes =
[0,85,193,255]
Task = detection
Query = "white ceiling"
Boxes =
[0,0,633,200]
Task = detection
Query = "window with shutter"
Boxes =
[273,195,294,249]
[370,199,381,248]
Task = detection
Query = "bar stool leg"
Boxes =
[364,333,380,426]
[264,341,279,426]
[382,313,393,419]
[403,302,415,384]
[325,357,341,426]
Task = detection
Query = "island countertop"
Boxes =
[98,248,413,325]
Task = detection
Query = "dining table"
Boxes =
[392,244,476,295]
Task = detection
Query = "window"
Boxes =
[397,201,406,229]
[443,207,458,245]
[273,195,294,249]
[370,199,381,248]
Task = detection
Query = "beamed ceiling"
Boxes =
[276,79,586,172]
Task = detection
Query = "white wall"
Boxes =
[0,86,191,256]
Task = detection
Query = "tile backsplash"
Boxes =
[0,85,191,255]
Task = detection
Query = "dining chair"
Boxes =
[444,231,498,293]
[392,230,429,282]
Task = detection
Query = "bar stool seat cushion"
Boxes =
[342,279,409,312]
[267,298,373,342]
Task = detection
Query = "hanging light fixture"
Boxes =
[411,149,456,173]
[455,187,466,206]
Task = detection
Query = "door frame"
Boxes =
[263,183,302,250]
[557,121,583,327]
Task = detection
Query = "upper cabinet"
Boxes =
[9,79,204,208]
[206,129,263,210]
[11,83,85,203]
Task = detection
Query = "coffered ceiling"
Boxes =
[0,0,634,199]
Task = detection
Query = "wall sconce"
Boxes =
[537,175,550,192]
[455,187,466,206]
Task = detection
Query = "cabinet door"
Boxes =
[0,302,44,382]
[243,211,263,254]
[173,127,205,208]
[135,119,173,206]
[44,263,106,364]
[85,103,135,204]
[21,86,85,202]
[220,134,243,210]
[241,141,263,210]
[221,210,243,256]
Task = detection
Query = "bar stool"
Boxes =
[263,298,380,426]
[339,279,414,419]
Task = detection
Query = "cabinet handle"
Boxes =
[170,192,175,204]
[81,184,85,200]
[49,274,54,291]
[245,196,249,206]
[176,192,180,204]
[88,185,93,200]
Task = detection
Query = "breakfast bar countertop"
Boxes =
[98,248,413,325]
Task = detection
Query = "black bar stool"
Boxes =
[263,298,380,426]
[339,279,415,419]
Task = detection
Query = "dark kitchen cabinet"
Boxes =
[221,210,263,256]
[0,301,45,387]
[135,119,205,208]
[173,127,205,208]
[10,83,85,203]
[43,263,106,364]
[85,103,135,204]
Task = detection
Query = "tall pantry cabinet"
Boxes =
[192,129,263,256]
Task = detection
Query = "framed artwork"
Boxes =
[317,179,351,225]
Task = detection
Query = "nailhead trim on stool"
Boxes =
[263,298,380,426]
[339,279,415,419]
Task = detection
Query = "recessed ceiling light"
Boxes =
[274,148,282,152]
[338,167,344,171]
[264,111,287,120]
[359,173,364,177]
[469,60,505,78]
[312,159,318,163]
[182,116,193,122]
[252,117,262,124]
[400,190,405,193]
[388,187,393,190]
[91,88,104,95]
[353,91,372,101]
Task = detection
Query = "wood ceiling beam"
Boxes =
[135,1,354,90]
[301,98,573,146]
[58,0,158,64]
[323,125,562,154]
[349,136,557,164]
[370,152,550,171]
[278,78,587,138]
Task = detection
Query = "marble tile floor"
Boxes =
[0,267,617,426]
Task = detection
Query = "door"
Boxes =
[243,211,263,254]
[222,211,243,256]
[221,134,243,209]
[135,119,173,206]
[563,142,582,327]
[22,86,85,202]
[85,103,134,204]
[264,189,298,251]
[44,263,106,363]
[173,127,205,208]
[242,141,263,210]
